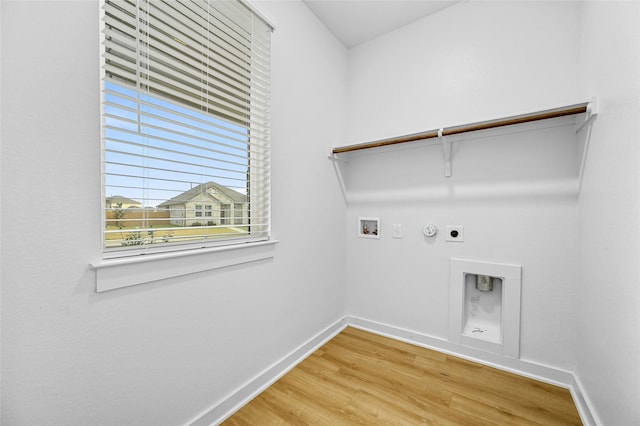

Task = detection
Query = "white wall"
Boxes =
[343,1,582,371]
[345,0,581,143]
[3,0,639,424]
[0,1,347,425]
[577,2,640,425]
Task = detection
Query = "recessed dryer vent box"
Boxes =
[358,217,380,239]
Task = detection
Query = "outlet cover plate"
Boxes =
[392,224,402,239]
[446,225,464,242]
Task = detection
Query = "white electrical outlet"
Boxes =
[446,225,464,242]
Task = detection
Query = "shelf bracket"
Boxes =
[575,97,599,134]
[576,97,599,193]
[328,148,349,202]
[439,128,452,177]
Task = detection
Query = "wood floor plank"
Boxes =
[222,327,582,425]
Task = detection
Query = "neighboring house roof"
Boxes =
[157,181,247,207]
[106,195,141,206]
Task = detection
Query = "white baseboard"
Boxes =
[569,373,601,426]
[187,315,597,426]
[187,317,348,426]
[347,316,573,387]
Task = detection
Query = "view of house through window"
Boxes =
[101,0,271,257]
[104,82,254,249]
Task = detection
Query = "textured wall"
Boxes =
[343,1,582,370]
[0,1,348,425]
[577,1,640,424]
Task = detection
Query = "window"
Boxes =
[101,0,271,258]
[234,202,243,224]
[220,203,230,225]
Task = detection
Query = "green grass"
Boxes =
[105,224,249,245]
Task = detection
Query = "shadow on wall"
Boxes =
[332,118,583,204]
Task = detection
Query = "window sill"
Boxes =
[90,240,278,292]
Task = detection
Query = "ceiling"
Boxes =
[303,0,461,48]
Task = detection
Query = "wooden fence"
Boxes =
[106,209,170,228]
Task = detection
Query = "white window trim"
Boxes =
[91,239,278,292]
[100,0,273,259]
[94,0,276,291]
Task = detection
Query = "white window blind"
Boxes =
[101,0,271,258]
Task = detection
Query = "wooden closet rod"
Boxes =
[332,102,589,154]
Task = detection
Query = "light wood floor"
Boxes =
[222,327,582,425]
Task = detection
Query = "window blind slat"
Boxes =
[104,131,269,172]
[105,92,250,144]
[149,0,253,65]
[141,6,253,81]
[105,148,252,176]
[104,136,268,173]
[105,160,249,183]
[138,37,252,103]
[145,44,250,94]
[137,66,250,122]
